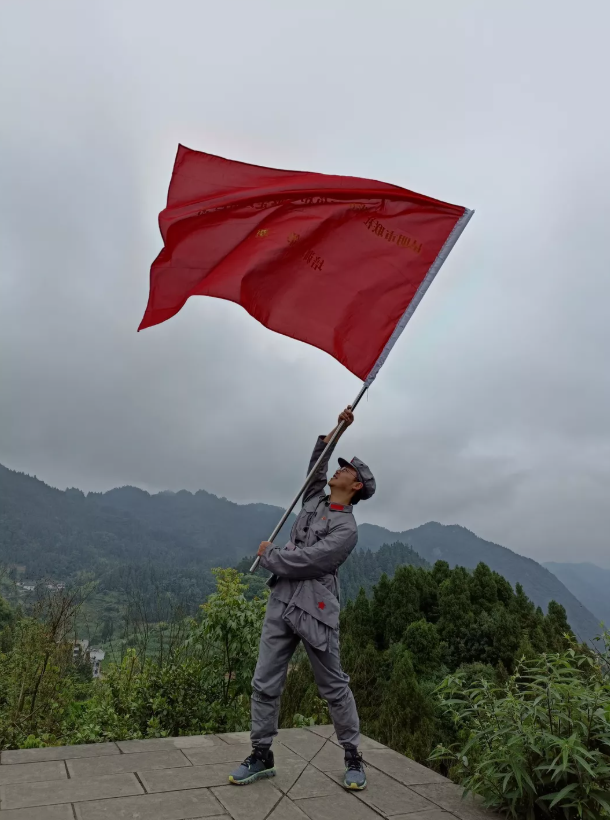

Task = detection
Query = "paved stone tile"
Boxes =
[309,742,345,773]
[411,783,497,820]
[114,738,181,754]
[328,767,437,816]
[296,793,382,820]
[0,772,143,810]
[288,765,342,800]
[365,749,448,786]
[114,735,223,754]
[0,760,67,786]
[215,731,251,745]
[1,743,120,765]
[273,757,308,794]
[272,742,308,763]
[304,726,335,739]
[267,796,311,820]
[67,749,191,778]
[75,787,226,819]
[212,779,283,820]
[140,763,233,792]
[184,745,250,766]
[277,730,326,762]
[0,806,75,820]
[172,734,225,749]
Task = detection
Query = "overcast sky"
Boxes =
[1,1,609,567]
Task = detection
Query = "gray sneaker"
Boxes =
[343,748,367,790]
[229,747,276,785]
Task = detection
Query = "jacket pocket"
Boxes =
[283,579,340,651]
[306,521,330,548]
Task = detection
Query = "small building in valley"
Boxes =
[73,640,105,678]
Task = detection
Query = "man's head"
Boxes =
[328,456,376,505]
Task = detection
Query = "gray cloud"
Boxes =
[1,0,609,567]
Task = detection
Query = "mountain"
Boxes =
[543,562,610,629]
[357,522,602,644]
[0,463,601,642]
[0,463,294,578]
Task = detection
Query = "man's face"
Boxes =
[328,464,363,497]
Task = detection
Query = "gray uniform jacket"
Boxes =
[259,436,358,652]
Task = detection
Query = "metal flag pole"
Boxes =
[249,382,369,573]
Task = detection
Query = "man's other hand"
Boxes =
[258,541,273,556]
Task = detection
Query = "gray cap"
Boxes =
[337,456,376,504]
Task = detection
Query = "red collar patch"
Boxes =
[318,601,326,610]
[330,503,345,511]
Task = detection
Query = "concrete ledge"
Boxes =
[0,727,498,819]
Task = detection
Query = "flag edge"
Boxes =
[363,207,475,385]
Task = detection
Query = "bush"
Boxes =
[0,589,91,749]
[431,636,610,820]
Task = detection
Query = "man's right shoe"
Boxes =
[343,747,367,790]
[229,747,276,785]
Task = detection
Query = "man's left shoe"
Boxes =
[343,747,367,790]
[229,747,276,785]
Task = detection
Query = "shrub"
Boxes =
[0,589,90,749]
[431,636,610,819]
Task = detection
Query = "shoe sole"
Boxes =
[344,779,367,790]
[229,768,276,785]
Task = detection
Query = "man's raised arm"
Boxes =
[302,407,354,504]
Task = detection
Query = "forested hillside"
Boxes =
[0,463,293,577]
[358,521,602,643]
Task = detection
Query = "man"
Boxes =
[229,406,375,790]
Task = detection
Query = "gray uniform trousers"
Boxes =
[251,594,360,748]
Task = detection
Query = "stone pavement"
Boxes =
[0,726,497,819]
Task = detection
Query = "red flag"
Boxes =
[139,146,472,383]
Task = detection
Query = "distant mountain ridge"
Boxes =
[543,562,610,629]
[0,463,294,578]
[0,462,601,642]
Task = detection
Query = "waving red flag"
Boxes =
[139,146,472,383]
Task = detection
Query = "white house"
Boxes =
[72,641,105,677]
[88,648,105,679]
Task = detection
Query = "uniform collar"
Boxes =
[326,499,353,513]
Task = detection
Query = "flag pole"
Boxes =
[249,382,369,573]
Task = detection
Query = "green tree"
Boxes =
[189,568,267,728]
[544,600,573,652]
[404,619,442,677]
[372,645,436,761]
[371,573,393,649]
[469,563,498,613]
[386,565,422,644]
